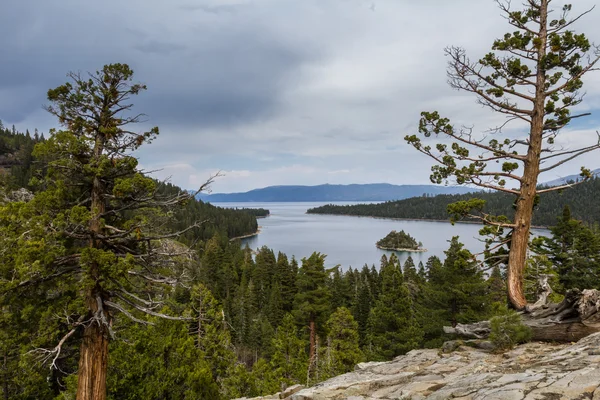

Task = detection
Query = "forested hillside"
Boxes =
[5,221,597,399]
[308,177,600,227]
[0,122,259,244]
[0,121,44,189]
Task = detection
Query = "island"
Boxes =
[376,230,427,252]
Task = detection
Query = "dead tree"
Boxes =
[445,275,600,342]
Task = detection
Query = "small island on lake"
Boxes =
[376,230,427,252]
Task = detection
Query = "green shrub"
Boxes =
[489,303,532,351]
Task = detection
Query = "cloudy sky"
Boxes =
[2,0,600,193]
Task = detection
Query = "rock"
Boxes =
[441,340,463,353]
[280,384,304,399]
[464,339,496,351]
[240,333,600,400]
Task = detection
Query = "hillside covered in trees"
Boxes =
[0,121,44,189]
[4,215,598,399]
[307,177,600,228]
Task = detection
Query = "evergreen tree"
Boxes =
[270,313,308,387]
[487,265,507,304]
[419,256,447,347]
[367,256,422,360]
[107,317,221,400]
[405,0,600,310]
[293,252,331,378]
[319,307,363,380]
[0,64,209,400]
[535,206,600,290]
[428,237,490,327]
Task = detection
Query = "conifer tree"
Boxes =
[488,265,507,304]
[0,64,212,400]
[293,252,331,377]
[535,205,600,290]
[405,0,600,309]
[428,237,490,327]
[319,307,363,379]
[270,313,308,387]
[367,256,422,360]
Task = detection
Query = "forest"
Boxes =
[3,1,600,392]
[307,178,600,228]
[2,121,600,399]
[3,198,599,398]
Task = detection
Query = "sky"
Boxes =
[2,0,600,193]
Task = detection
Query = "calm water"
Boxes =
[214,202,547,270]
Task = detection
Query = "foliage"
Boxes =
[0,123,44,189]
[307,177,600,227]
[533,205,600,291]
[376,230,422,250]
[318,307,363,380]
[235,207,270,218]
[405,0,600,308]
[489,304,532,352]
[367,256,422,360]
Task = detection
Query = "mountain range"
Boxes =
[195,183,476,202]
[542,168,600,187]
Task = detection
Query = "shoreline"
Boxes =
[376,244,428,253]
[307,212,549,230]
[229,227,262,241]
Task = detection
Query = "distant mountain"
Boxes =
[195,183,476,202]
[542,168,600,187]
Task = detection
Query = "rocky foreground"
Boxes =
[240,332,600,399]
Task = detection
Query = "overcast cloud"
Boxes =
[2,0,600,192]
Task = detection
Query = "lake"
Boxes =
[214,202,548,270]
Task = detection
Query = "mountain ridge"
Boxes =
[195,183,477,202]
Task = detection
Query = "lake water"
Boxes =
[214,202,548,270]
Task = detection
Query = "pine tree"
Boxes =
[0,64,211,400]
[405,0,600,310]
[319,307,363,380]
[535,206,600,290]
[107,317,221,400]
[293,252,331,378]
[270,313,308,387]
[367,256,422,360]
[487,265,507,304]
[428,237,490,327]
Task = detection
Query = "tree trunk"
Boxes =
[77,134,109,400]
[444,289,600,343]
[76,295,109,400]
[507,0,549,310]
[309,318,316,363]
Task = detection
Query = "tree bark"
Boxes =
[77,133,110,400]
[444,289,600,343]
[507,0,549,310]
[309,318,316,363]
[76,295,109,400]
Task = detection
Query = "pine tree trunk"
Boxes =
[76,294,109,400]
[77,135,109,400]
[309,318,316,371]
[507,0,548,310]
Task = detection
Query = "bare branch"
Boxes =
[105,300,153,325]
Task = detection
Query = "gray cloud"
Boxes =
[2,0,600,192]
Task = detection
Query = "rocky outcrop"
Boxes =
[239,332,600,399]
